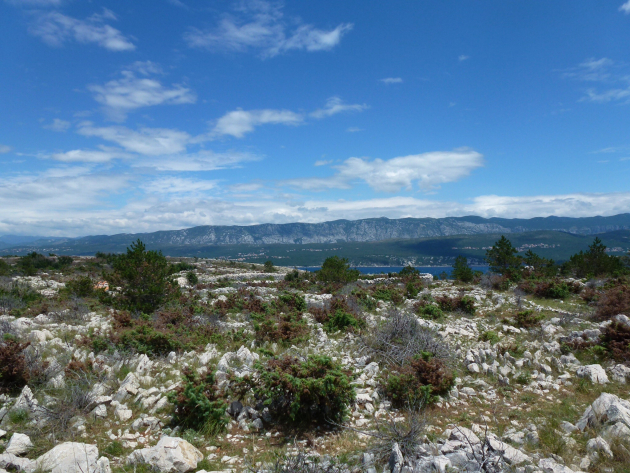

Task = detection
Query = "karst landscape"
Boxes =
[0,236,629,473]
[3,1,630,472]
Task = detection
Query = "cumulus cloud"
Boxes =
[29,9,135,51]
[0,145,12,153]
[458,55,470,61]
[620,1,630,13]
[213,108,303,138]
[380,77,403,84]
[184,0,352,58]
[88,66,196,121]
[43,118,71,132]
[283,148,484,192]
[78,124,192,155]
[310,97,368,119]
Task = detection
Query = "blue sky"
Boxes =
[2,0,630,236]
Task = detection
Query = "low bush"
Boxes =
[514,310,545,328]
[601,321,630,364]
[0,339,30,393]
[65,276,94,297]
[517,279,581,299]
[309,296,365,333]
[253,355,355,426]
[384,354,454,408]
[253,310,309,344]
[435,295,476,315]
[168,367,228,434]
[479,330,500,344]
[364,309,450,366]
[372,286,404,305]
[97,303,220,356]
[414,302,444,321]
[596,283,630,319]
[186,271,199,286]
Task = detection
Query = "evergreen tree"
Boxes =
[317,256,360,283]
[451,255,474,282]
[109,239,172,313]
[485,236,521,275]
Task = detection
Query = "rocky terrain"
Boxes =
[0,258,630,473]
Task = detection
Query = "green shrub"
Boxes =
[515,310,544,328]
[168,367,228,434]
[317,256,359,284]
[103,441,124,457]
[435,295,475,315]
[325,309,363,332]
[416,304,444,321]
[480,330,500,345]
[264,260,276,272]
[399,266,420,278]
[253,311,309,344]
[254,355,355,425]
[108,240,174,313]
[384,355,454,408]
[459,296,476,315]
[0,260,11,276]
[186,271,199,286]
[66,276,94,297]
[8,408,29,425]
[406,282,419,299]
[277,292,307,312]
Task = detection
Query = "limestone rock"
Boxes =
[127,436,203,473]
[34,442,102,473]
[5,433,33,455]
[576,364,608,384]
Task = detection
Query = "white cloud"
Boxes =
[0,145,12,153]
[141,177,218,195]
[5,0,63,5]
[213,108,303,138]
[346,127,363,133]
[458,55,470,61]
[6,190,630,237]
[50,149,130,163]
[29,10,135,51]
[380,77,403,84]
[564,58,630,104]
[184,0,352,58]
[140,150,260,171]
[314,160,332,166]
[78,124,192,155]
[88,67,196,121]
[283,148,484,192]
[43,118,71,132]
[620,1,630,13]
[310,97,368,119]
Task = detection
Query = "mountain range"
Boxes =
[2,214,630,256]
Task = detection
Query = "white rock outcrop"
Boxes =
[127,436,203,473]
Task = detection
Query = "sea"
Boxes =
[298,265,489,277]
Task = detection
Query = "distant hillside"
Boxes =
[1,214,630,260]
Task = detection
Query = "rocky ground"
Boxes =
[0,259,629,473]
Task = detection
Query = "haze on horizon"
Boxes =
[2,0,630,237]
